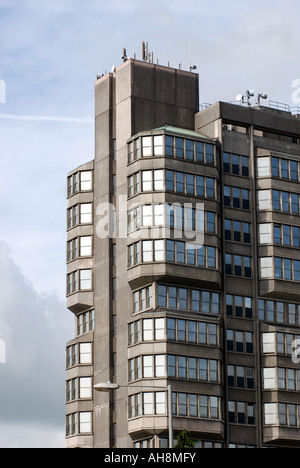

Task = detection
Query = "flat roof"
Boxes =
[154,125,211,141]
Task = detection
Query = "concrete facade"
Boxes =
[66,58,300,448]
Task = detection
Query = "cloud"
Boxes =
[0,422,65,449]
[0,113,94,123]
[0,242,73,448]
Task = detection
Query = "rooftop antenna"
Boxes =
[256,92,268,107]
[122,48,128,62]
[142,41,153,63]
[188,41,197,72]
[236,90,255,107]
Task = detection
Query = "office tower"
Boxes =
[66,57,300,448]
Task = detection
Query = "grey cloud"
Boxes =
[0,243,73,446]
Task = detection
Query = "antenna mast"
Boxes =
[142,41,153,63]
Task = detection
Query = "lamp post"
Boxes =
[94,382,174,449]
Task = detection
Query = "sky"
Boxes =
[1,0,300,448]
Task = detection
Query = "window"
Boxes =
[242,189,249,210]
[292,193,299,214]
[165,318,218,346]
[154,205,164,226]
[226,220,251,244]
[186,140,194,160]
[154,135,163,156]
[271,190,300,214]
[129,318,165,344]
[257,157,270,177]
[293,227,300,247]
[172,393,219,420]
[68,170,93,197]
[66,412,92,436]
[128,141,133,162]
[206,144,214,165]
[262,333,276,354]
[68,172,79,197]
[176,172,184,193]
[223,153,249,176]
[77,309,95,336]
[80,171,92,191]
[67,238,78,261]
[177,242,185,263]
[154,240,164,261]
[271,157,279,177]
[196,142,204,162]
[228,366,255,389]
[291,160,298,181]
[175,137,184,159]
[142,241,153,262]
[79,377,92,399]
[142,392,166,415]
[226,295,253,319]
[133,286,153,313]
[142,136,152,157]
[226,255,251,277]
[79,343,92,364]
[133,169,214,198]
[264,403,300,428]
[143,319,154,341]
[142,171,152,191]
[158,285,167,307]
[178,288,188,309]
[206,211,216,233]
[186,174,194,195]
[166,170,174,191]
[135,138,141,160]
[207,247,216,268]
[142,205,152,227]
[259,224,272,244]
[154,170,164,191]
[196,176,204,197]
[80,203,92,224]
[272,190,281,211]
[228,401,255,425]
[67,271,77,294]
[80,236,92,257]
[264,403,277,426]
[227,330,254,354]
[206,178,215,199]
[78,412,92,434]
[80,270,92,290]
[224,186,249,210]
[67,205,78,229]
[270,157,299,181]
[260,257,273,278]
[155,318,165,340]
[165,136,174,157]
[262,257,300,282]
[258,190,271,211]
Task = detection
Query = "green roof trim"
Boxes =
[154,125,211,140]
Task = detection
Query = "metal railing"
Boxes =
[199,100,300,116]
[268,100,291,112]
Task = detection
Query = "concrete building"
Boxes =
[65,56,300,448]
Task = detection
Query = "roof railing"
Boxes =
[199,100,300,116]
[268,100,291,112]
